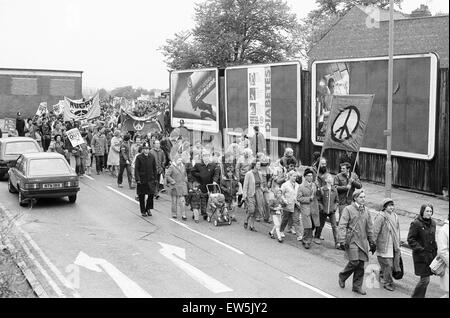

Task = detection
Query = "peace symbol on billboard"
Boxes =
[331,106,360,143]
[133,120,145,131]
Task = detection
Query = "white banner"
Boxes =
[66,128,85,147]
[52,100,65,116]
[63,94,101,122]
[36,102,48,117]
[248,67,271,138]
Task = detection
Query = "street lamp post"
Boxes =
[385,0,394,198]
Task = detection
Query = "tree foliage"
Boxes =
[160,0,303,70]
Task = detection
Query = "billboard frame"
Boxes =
[225,61,302,143]
[311,53,438,160]
[170,67,220,134]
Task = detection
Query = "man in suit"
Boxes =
[250,126,266,156]
[135,142,157,217]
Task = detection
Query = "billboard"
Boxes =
[170,68,219,133]
[312,53,438,160]
[225,62,301,142]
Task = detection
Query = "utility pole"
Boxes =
[385,0,394,198]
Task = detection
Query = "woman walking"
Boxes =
[107,130,121,177]
[242,161,267,232]
[165,157,188,220]
[407,203,438,298]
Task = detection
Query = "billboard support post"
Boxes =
[385,0,394,198]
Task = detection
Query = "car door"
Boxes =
[10,155,23,187]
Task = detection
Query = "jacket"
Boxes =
[317,185,339,214]
[373,211,401,255]
[235,157,253,182]
[338,203,375,262]
[92,134,107,155]
[334,172,362,206]
[437,220,449,292]
[134,153,157,184]
[150,148,166,174]
[191,162,220,193]
[119,141,131,164]
[407,215,437,277]
[165,163,188,196]
[250,132,266,155]
[297,181,320,229]
[280,180,299,212]
[220,177,240,202]
[243,170,266,200]
[187,188,203,210]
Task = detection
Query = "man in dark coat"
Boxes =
[135,142,157,217]
[337,190,376,295]
[407,203,437,298]
[191,150,220,220]
[15,112,26,137]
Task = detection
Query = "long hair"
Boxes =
[419,203,434,217]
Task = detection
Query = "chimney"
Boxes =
[410,4,432,17]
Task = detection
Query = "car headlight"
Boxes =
[24,183,40,189]
[65,181,79,187]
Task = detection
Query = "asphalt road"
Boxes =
[0,174,446,298]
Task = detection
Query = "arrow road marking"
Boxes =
[75,251,152,298]
[158,242,233,294]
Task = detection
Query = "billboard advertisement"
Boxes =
[225,62,301,142]
[312,53,438,160]
[170,68,219,133]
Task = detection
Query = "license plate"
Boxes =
[43,183,63,189]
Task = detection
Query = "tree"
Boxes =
[300,0,403,57]
[160,0,303,70]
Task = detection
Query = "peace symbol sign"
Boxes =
[331,106,360,143]
[133,121,145,131]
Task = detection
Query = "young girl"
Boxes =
[268,188,286,243]
[187,182,202,223]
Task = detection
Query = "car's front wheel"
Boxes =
[8,179,17,193]
[68,195,77,203]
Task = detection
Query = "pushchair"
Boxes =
[206,184,232,227]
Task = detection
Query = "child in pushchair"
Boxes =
[206,184,232,226]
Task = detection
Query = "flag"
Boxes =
[63,94,100,122]
[120,112,162,136]
[322,94,374,152]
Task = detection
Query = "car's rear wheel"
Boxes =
[8,179,17,193]
[18,189,27,207]
[68,195,77,203]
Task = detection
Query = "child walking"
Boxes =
[268,188,286,243]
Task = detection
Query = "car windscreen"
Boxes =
[4,141,40,155]
[28,158,71,177]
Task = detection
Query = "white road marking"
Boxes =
[75,251,152,298]
[287,276,336,298]
[106,186,245,255]
[83,175,95,181]
[159,243,233,294]
[1,207,81,298]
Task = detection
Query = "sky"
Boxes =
[0,0,448,92]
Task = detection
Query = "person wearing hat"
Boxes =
[250,126,266,156]
[134,142,158,217]
[337,190,376,295]
[297,168,320,248]
[15,112,26,137]
[407,203,437,298]
[334,161,362,223]
[373,198,401,291]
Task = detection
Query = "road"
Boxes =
[0,173,446,298]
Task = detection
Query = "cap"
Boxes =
[381,198,394,210]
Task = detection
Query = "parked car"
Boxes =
[8,152,80,206]
[0,137,41,180]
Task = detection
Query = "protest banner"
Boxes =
[63,94,101,122]
[66,128,85,147]
[36,102,48,116]
[52,100,65,116]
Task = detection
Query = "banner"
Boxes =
[36,102,48,117]
[52,100,65,116]
[66,128,85,147]
[171,68,219,133]
[63,94,100,122]
[322,95,374,153]
[0,118,16,136]
[121,112,163,136]
[248,67,271,138]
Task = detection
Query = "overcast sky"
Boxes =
[0,0,448,91]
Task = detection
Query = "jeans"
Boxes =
[411,276,430,298]
[280,210,293,233]
[292,207,304,239]
[315,212,338,243]
[377,256,394,286]
[171,191,186,217]
[270,214,282,239]
[118,163,132,186]
[339,260,365,291]
[95,155,104,173]
[139,194,154,214]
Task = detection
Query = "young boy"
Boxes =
[220,166,240,221]
[187,181,202,223]
[268,188,286,242]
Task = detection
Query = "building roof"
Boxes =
[308,5,449,68]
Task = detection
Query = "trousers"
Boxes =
[139,194,154,214]
[411,276,430,298]
[118,163,132,186]
[339,260,365,291]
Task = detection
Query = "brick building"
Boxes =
[0,68,83,119]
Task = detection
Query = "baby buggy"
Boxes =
[206,184,232,227]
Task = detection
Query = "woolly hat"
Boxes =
[381,198,394,210]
